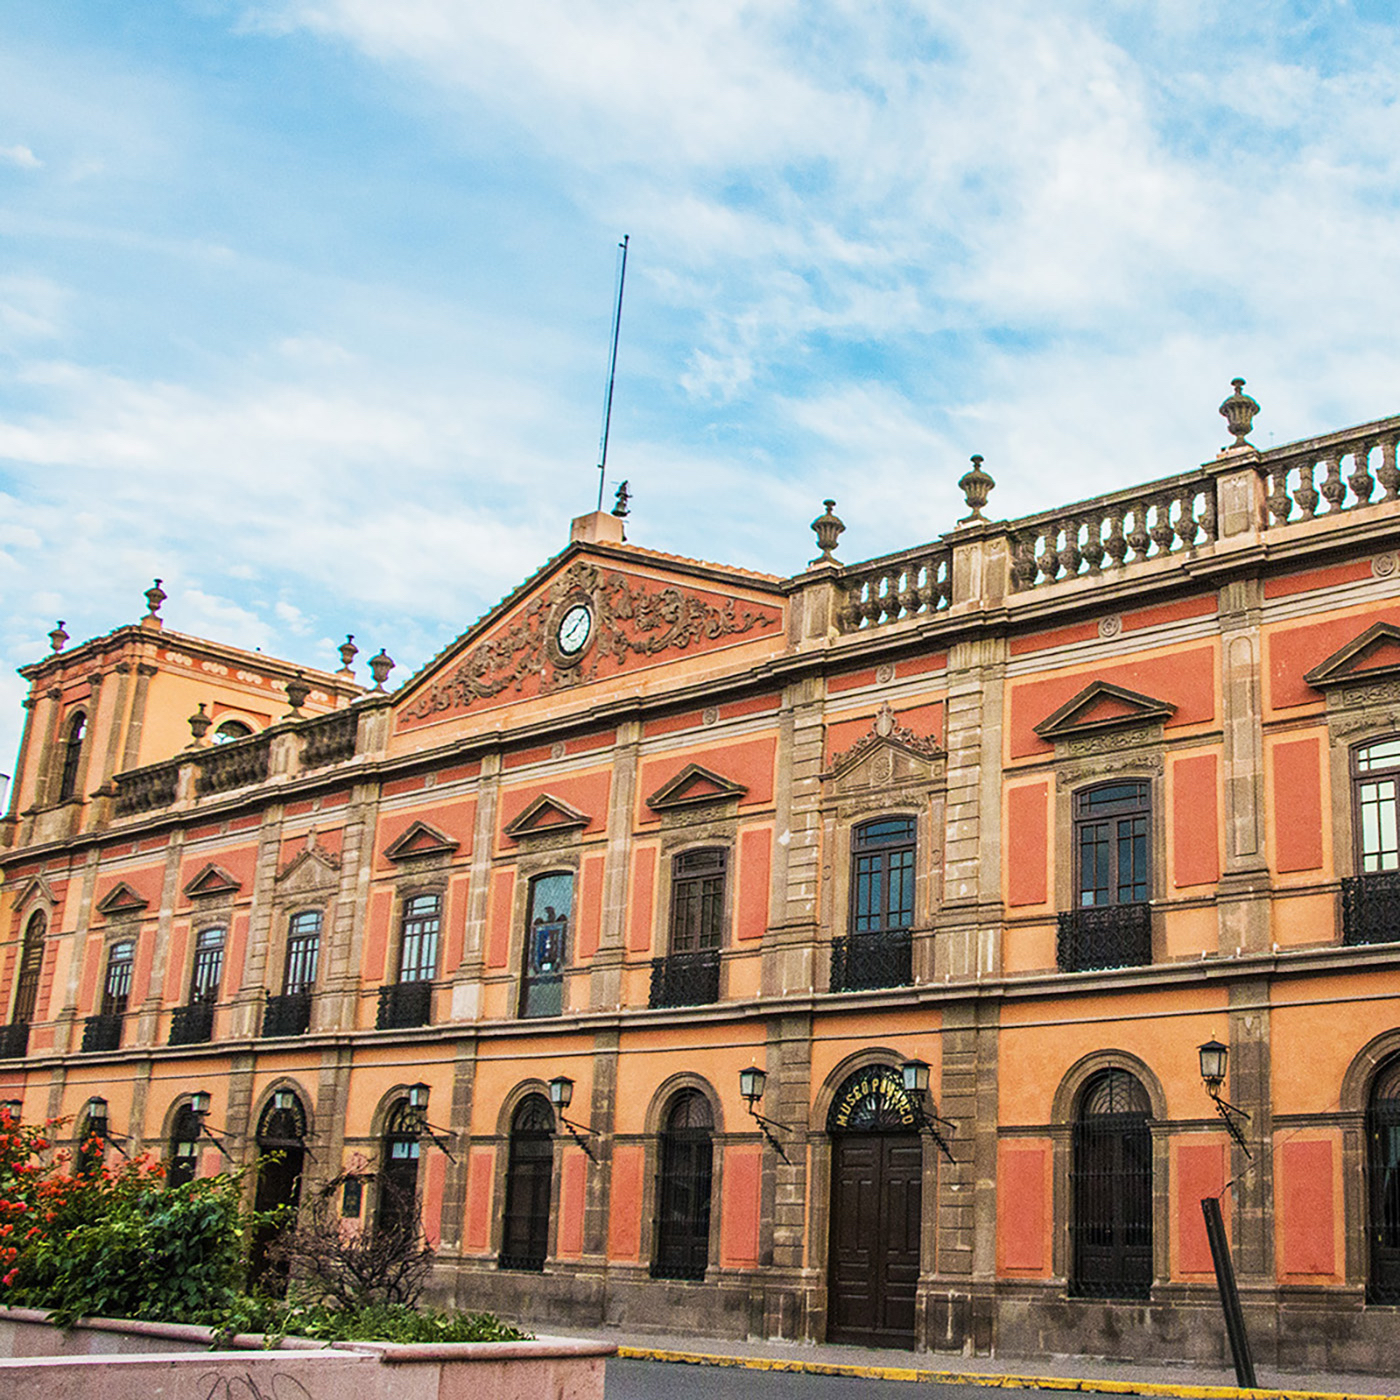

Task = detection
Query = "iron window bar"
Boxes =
[376,980,432,1029]
[262,990,313,1037]
[830,927,913,992]
[0,1023,30,1059]
[80,1012,123,1053]
[1056,903,1152,973]
[168,1001,215,1046]
[1341,872,1400,946]
[648,949,721,1008]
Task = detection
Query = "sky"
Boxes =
[3,1,1400,775]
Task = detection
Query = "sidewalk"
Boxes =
[547,1325,1400,1399]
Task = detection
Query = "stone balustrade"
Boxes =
[837,545,952,631]
[1260,421,1400,526]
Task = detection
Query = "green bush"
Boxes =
[226,1299,531,1344]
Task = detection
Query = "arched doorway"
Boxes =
[1070,1068,1152,1298]
[826,1064,922,1349]
[500,1094,555,1271]
[167,1102,203,1189]
[653,1089,714,1280]
[1367,1056,1400,1302]
[251,1091,307,1292]
[378,1097,423,1241]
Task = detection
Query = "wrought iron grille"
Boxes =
[376,980,432,1030]
[81,1013,123,1053]
[649,949,721,1008]
[168,1001,215,1045]
[1342,872,1400,947]
[0,1023,29,1059]
[263,991,313,1038]
[1057,903,1152,972]
[830,928,913,992]
[1368,1056,1400,1302]
[500,1094,554,1272]
[652,1091,713,1280]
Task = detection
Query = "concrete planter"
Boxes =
[0,1306,613,1399]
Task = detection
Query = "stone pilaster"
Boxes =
[592,721,639,1010]
[1228,979,1275,1285]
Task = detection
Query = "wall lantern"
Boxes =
[900,1057,955,1163]
[185,1091,234,1160]
[189,1090,212,1117]
[548,1074,596,1163]
[272,1089,296,1112]
[901,1058,931,1096]
[84,1096,109,1138]
[1197,1037,1250,1155]
[738,1066,790,1161]
[399,1084,454,1161]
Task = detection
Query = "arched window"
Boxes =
[168,1102,203,1189]
[12,910,46,1025]
[57,711,86,802]
[500,1094,555,1271]
[1367,1056,1400,1302]
[251,1091,308,1292]
[213,719,253,744]
[378,1097,423,1242]
[1071,1069,1153,1299]
[653,1090,714,1280]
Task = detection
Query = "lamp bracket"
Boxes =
[1209,1090,1253,1158]
[559,1115,598,1164]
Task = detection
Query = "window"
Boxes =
[1070,1069,1152,1299]
[284,910,321,994]
[378,1098,422,1242]
[57,711,86,802]
[500,1094,554,1271]
[189,927,224,1003]
[832,818,915,992]
[251,1093,307,1292]
[1058,783,1153,972]
[1367,1056,1400,1303]
[1343,739,1400,946]
[651,850,725,1008]
[521,873,572,1019]
[12,911,45,1025]
[653,1091,714,1280]
[398,895,440,983]
[168,1102,202,1189]
[101,940,135,1019]
[213,719,253,744]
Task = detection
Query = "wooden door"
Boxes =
[829,1132,922,1348]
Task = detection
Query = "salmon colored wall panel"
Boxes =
[95,865,164,911]
[376,800,476,867]
[1010,620,1099,656]
[638,737,777,822]
[558,1152,587,1258]
[721,1145,762,1267]
[1006,783,1049,907]
[225,914,249,996]
[130,930,155,1006]
[500,770,612,840]
[1274,737,1323,873]
[737,828,772,941]
[1268,606,1396,710]
[442,874,469,975]
[363,889,392,982]
[897,651,946,679]
[1124,594,1218,631]
[628,847,657,953]
[464,1148,494,1253]
[486,870,516,969]
[422,1150,447,1249]
[178,845,257,903]
[824,702,944,766]
[608,1144,645,1261]
[997,1144,1048,1271]
[828,667,879,693]
[163,926,189,1003]
[1010,648,1215,758]
[1175,1142,1226,1276]
[1265,559,1373,599]
[1172,754,1220,887]
[721,693,783,719]
[577,855,605,959]
[1280,1139,1336,1277]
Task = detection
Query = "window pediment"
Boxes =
[504,794,590,841]
[276,842,342,889]
[96,882,149,918]
[1306,622,1400,693]
[1034,681,1176,743]
[183,863,241,899]
[824,702,943,788]
[383,820,460,863]
[646,763,747,813]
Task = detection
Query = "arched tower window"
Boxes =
[653,1090,714,1281]
[1367,1056,1400,1302]
[1071,1068,1153,1299]
[12,910,46,1025]
[57,711,86,802]
[500,1094,555,1271]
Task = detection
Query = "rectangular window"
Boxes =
[101,941,135,1019]
[669,848,726,952]
[521,872,573,1019]
[850,818,916,935]
[284,910,322,994]
[1074,782,1150,907]
[189,927,225,1003]
[398,895,440,983]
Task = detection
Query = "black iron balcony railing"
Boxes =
[81,1013,123,1053]
[376,981,432,1030]
[1057,903,1152,973]
[0,1022,30,1059]
[1341,871,1400,947]
[262,991,313,1038]
[649,949,721,1009]
[498,1252,546,1273]
[168,1001,215,1046]
[830,928,913,993]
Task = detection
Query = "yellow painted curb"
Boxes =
[615,1346,1392,1400]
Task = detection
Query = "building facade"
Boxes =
[3,392,1400,1370]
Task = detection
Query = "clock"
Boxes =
[556,602,593,657]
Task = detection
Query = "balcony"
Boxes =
[262,991,313,1038]
[376,981,432,1030]
[168,1001,215,1046]
[81,1013,123,1053]
[1057,903,1152,973]
[0,1023,29,1060]
[649,949,721,1009]
[830,928,913,993]
[1341,871,1400,946]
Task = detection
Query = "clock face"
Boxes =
[557,603,593,656]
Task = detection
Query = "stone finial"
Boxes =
[285,670,312,715]
[612,480,631,518]
[1219,377,1260,448]
[957,455,996,523]
[188,702,212,745]
[142,578,167,628]
[810,499,845,566]
[48,621,68,654]
[368,648,395,691]
[337,634,358,677]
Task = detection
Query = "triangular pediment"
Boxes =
[1306,622,1400,690]
[14,875,55,913]
[824,703,944,784]
[276,841,342,889]
[183,863,241,899]
[96,882,149,918]
[383,820,460,863]
[504,793,590,840]
[1034,681,1176,741]
[647,764,748,812]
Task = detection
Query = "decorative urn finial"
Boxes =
[188,702,212,744]
[284,669,312,715]
[612,480,631,518]
[957,455,996,522]
[142,578,166,627]
[810,499,845,565]
[368,648,395,691]
[48,621,68,654]
[1219,377,1260,448]
[337,634,358,676]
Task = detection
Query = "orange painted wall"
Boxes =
[720,1145,762,1267]
[422,1150,447,1248]
[499,770,612,842]
[1272,736,1324,873]
[463,1148,494,1253]
[1278,1138,1337,1280]
[1006,783,1049,907]
[997,1143,1050,1273]
[1174,1140,1226,1277]
[1171,754,1220,887]
[637,737,777,823]
[737,827,772,942]
[363,889,392,982]
[608,1143,645,1260]
[1267,604,1397,711]
[558,1151,587,1258]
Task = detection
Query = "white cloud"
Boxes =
[0,144,40,169]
